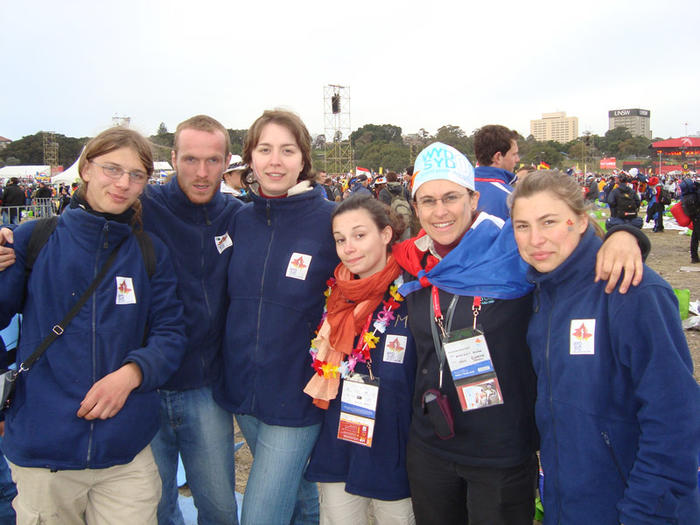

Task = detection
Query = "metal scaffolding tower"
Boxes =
[42,131,59,167]
[323,85,353,176]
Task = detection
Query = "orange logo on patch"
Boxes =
[387,337,404,352]
[292,256,307,269]
[118,280,132,294]
[572,323,593,341]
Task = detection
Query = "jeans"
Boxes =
[235,414,320,525]
[0,440,16,525]
[151,386,238,525]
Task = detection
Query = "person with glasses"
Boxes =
[392,143,646,525]
[0,127,186,525]
[0,116,243,525]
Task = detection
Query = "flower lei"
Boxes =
[309,277,404,379]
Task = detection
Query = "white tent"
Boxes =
[0,165,50,183]
[52,156,80,186]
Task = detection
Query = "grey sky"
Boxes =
[2,0,698,142]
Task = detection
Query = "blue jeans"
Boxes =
[151,386,238,525]
[235,415,320,525]
[0,440,16,525]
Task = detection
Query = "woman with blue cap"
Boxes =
[392,143,645,525]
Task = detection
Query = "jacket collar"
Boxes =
[474,165,516,185]
[151,176,228,224]
[250,182,323,212]
[60,205,133,246]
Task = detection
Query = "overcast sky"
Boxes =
[2,0,698,142]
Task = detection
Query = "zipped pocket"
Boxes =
[601,431,626,483]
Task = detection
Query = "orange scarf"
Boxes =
[303,255,401,408]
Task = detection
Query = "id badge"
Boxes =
[337,373,380,447]
[442,328,503,412]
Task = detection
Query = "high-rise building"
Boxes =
[608,108,651,139]
[530,112,579,142]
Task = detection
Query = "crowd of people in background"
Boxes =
[0,116,698,525]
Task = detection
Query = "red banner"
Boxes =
[600,157,617,170]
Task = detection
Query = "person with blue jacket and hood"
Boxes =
[0,127,187,525]
[510,170,700,525]
[215,109,338,525]
[473,124,520,220]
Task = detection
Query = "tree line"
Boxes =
[0,122,660,173]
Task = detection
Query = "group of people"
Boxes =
[0,115,698,525]
[1,178,75,224]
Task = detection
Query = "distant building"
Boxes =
[0,136,11,150]
[530,112,579,143]
[608,108,651,139]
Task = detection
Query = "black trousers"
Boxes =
[691,218,700,258]
[407,439,537,525]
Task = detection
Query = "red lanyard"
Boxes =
[432,286,482,333]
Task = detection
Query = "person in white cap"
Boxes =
[391,142,647,525]
[221,155,250,202]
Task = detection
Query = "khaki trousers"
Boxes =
[319,482,415,525]
[9,446,161,525]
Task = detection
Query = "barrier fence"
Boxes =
[1,198,56,225]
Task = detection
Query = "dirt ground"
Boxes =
[231,214,700,497]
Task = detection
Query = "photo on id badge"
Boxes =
[443,327,503,411]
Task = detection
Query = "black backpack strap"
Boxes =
[25,216,59,275]
[17,236,128,374]
[133,229,156,279]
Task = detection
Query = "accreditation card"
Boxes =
[337,373,380,447]
[442,327,503,412]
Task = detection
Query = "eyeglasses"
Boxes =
[416,192,468,209]
[90,161,148,184]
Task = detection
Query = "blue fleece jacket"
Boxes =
[215,186,338,426]
[305,295,416,501]
[0,207,186,469]
[527,227,700,525]
[474,166,515,220]
[141,178,241,390]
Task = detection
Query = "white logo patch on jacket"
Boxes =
[116,276,137,305]
[569,319,595,355]
[285,253,312,280]
[214,232,233,254]
[383,334,407,364]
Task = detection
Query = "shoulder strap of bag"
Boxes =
[16,236,128,375]
[133,229,156,278]
[25,216,59,275]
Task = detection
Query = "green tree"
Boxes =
[227,129,247,156]
[354,142,410,173]
[433,125,474,160]
[1,132,89,167]
[350,124,403,147]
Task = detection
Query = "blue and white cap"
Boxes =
[412,142,475,198]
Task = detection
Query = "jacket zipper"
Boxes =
[544,287,563,524]
[601,431,627,483]
[87,223,109,466]
[200,213,212,318]
[252,202,275,410]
